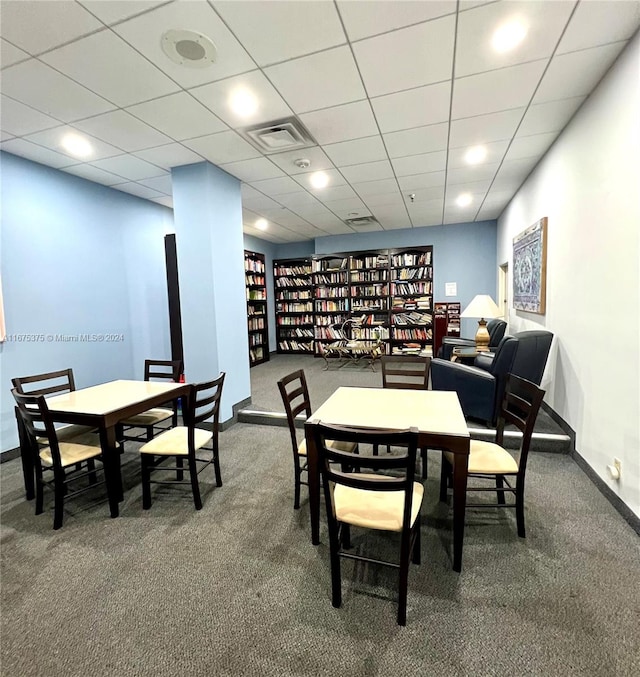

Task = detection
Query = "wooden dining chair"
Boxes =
[11,388,106,530]
[440,374,545,538]
[311,421,422,626]
[380,355,431,479]
[139,373,225,510]
[119,359,183,447]
[277,369,357,510]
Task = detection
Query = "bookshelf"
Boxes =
[312,254,350,356]
[349,250,390,350]
[433,301,461,356]
[273,258,314,354]
[244,250,269,367]
[389,247,434,357]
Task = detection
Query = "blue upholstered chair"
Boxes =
[438,319,507,360]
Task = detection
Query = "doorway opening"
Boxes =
[498,263,509,320]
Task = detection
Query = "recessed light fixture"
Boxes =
[61,132,92,158]
[464,145,487,165]
[255,218,268,231]
[161,29,217,68]
[310,171,329,189]
[229,88,258,118]
[456,193,473,207]
[491,19,527,53]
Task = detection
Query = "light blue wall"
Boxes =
[172,162,250,421]
[0,152,173,452]
[314,220,498,337]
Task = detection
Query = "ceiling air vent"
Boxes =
[241,117,316,154]
[345,216,379,228]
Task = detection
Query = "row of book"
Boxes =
[315,314,349,326]
[390,281,432,295]
[350,270,389,282]
[391,295,431,310]
[392,311,433,326]
[244,258,265,273]
[390,252,431,267]
[275,277,310,288]
[314,272,347,284]
[315,300,349,312]
[276,302,313,313]
[350,254,389,269]
[312,258,348,272]
[392,267,432,281]
[350,284,388,297]
[274,265,311,276]
[247,290,266,300]
[392,328,433,340]
[248,333,265,347]
[276,313,314,324]
[353,327,389,340]
[279,327,314,338]
[314,327,346,340]
[248,317,265,331]
[316,287,349,299]
[247,307,265,317]
[276,290,312,300]
[277,340,313,351]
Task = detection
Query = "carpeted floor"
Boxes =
[1,382,639,676]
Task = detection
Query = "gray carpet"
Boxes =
[1,404,639,675]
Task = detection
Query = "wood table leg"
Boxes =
[452,448,469,572]
[15,407,35,500]
[99,426,122,518]
[304,420,321,545]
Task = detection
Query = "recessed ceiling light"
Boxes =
[491,19,527,53]
[229,88,258,118]
[464,145,487,165]
[255,218,268,231]
[310,171,329,189]
[161,29,217,68]
[456,193,472,207]
[61,132,92,158]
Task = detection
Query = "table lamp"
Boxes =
[460,295,501,351]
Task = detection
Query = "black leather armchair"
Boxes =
[431,330,553,424]
[438,319,507,360]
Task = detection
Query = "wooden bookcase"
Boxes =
[388,247,434,357]
[272,246,434,361]
[433,301,461,356]
[312,254,350,357]
[273,257,314,354]
[244,250,269,367]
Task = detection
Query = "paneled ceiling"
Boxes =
[1,1,638,243]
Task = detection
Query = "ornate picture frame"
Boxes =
[512,217,547,314]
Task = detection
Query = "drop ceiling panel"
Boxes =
[63,163,127,186]
[312,221,354,235]
[0,1,103,54]
[364,192,406,208]
[79,1,172,26]
[339,160,394,184]
[452,60,548,119]
[371,81,452,133]
[556,1,640,54]
[126,92,228,140]
[1,39,30,67]
[299,100,379,145]
[353,15,456,98]
[447,139,509,169]
[534,42,627,103]
[392,151,447,177]
[213,1,346,66]
[0,95,60,136]
[293,168,348,193]
[73,110,172,152]
[134,143,204,169]
[446,164,499,185]
[41,30,180,107]
[138,174,173,194]
[25,125,122,161]
[242,194,282,212]
[449,109,525,148]
[304,183,356,202]
[250,176,302,196]
[401,185,445,203]
[397,171,446,191]
[505,132,556,162]
[383,123,449,159]
[113,0,256,88]
[219,157,284,182]
[0,138,77,168]
[190,69,293,129]
[152,195,174,209]
[517,96,585,136]
[352,179,399,197]
[445,179,492,195]
[321,196,368,217]
[274,191,325,211]
[113,181,165,199]
[267,147,334,175]
[322,136,387,167]
[337,0,456,42]
[264,46,366,114]
[91,154,166,181]
[455,0,575,77]
[1,59,115,121]
[183,130,261,164]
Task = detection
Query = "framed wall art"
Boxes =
[512,217,548,314]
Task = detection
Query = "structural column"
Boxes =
[171,161,250,421]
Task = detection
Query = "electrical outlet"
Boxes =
[614,458,622,478]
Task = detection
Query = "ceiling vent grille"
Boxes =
[241,117,316,154]
[345,216,379,227]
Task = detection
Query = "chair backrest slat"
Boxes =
[144,359,182,382]
[381,356,430,390]
[277,370,312,453]
[185,373,225,432]
[12,368,76,397]
[11,389,63,468]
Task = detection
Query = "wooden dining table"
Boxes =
[18,379,189,517]
[304,386,471,572]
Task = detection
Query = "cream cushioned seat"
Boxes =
[139,426,212,456]
[445,439,518,474]
[121,408,173,427]
[297,438,356,456]
[39,432,102,467]
[334,473,424,532]
[37,424,96,444]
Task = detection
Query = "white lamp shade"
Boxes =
[461,294,501,319]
